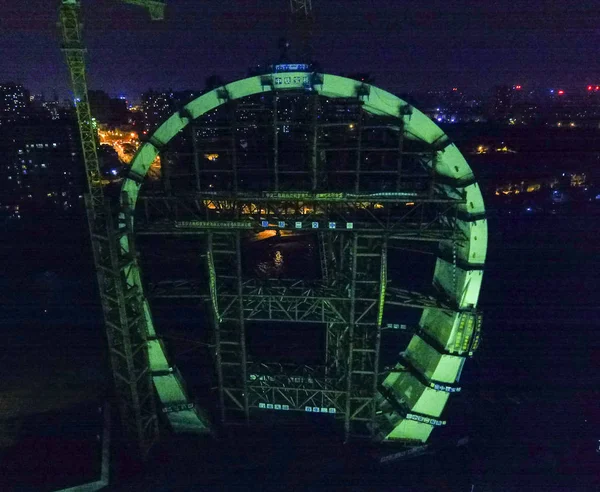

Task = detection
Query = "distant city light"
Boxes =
[452,87,458,91]
[588,86,593,91]
[558,90,565,95]
[110,169,118,176]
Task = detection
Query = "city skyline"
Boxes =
[3,0,600,98]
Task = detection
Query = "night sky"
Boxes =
[2,0,600,99]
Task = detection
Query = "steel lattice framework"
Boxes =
[59,0,166,458]
[290,0,312,15]
[117,72,487,444]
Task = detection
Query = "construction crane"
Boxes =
[58,0,165,459]
[287,0,315,62]
[58,0,316,459]
[290,0,312,15]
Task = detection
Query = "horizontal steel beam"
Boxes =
[138,192,463,204]
[148,279,454,312]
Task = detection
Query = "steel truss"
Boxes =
[149,278,455,314]
[135,193,464,243]
[86,198,159,455]
[59,0,161,457]
[246,363,345,414]
[133,91,465,443]
[147,265,457,440]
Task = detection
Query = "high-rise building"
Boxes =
[142,90,175,133]
[491,85,514,120]
[141,90,204,133]
[0,83,29,124]
[42,101,61,121]
[0,118,84,219]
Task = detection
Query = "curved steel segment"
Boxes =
[120,72,487,441]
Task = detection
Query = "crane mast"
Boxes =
[58,0,318,460]
[288,0,314,62]
[290,0,312,15]
[59,1,104,215]
[58,0,165,458]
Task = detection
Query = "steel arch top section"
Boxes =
[122,72,483,218]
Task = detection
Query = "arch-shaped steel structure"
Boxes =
[118,72,487,443]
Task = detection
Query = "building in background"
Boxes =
[141,90,203,134]
[491,85,514,121]
[404,88,486,124]
[0,117,84,220]
[0,83,29,125]
[142,90,174,133]
[89,90,129,126]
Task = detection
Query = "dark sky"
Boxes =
[2,0,600,100]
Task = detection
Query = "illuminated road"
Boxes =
[98,128,161,179]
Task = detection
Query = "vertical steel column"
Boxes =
[273,94,279,191]
[207,232,226,423]
[324,321,331,376]
[395,123,405,192]
[318,231,329,284]
[310,94,319,191]
[235,231,250,423]
[327,232,335,284]
[370,238,387,432]
[344,233,358,442]
[230,103,238,194]
[160,151,172,195]
[355,108,363,193]
[429,152,437,199]
[191,125,201,192]
[339,234,346,275]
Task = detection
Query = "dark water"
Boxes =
[1,205,599,490]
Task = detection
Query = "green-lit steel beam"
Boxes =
[59,1,104,215]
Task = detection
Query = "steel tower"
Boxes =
[58,0,170,458]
